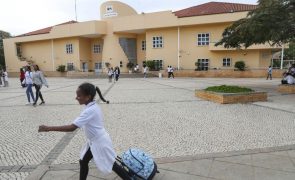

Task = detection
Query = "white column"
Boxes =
[177,27,180,70]
[280,45,284,70]
[51,40,55,71]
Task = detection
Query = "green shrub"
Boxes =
[234,61,246,71]
[205,85,254,93]
[145,60,155,70]
[56,65,66,72]
[126,62,134,69]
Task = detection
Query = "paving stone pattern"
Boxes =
[0,77,294,180]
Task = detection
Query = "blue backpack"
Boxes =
[116,148,159,180]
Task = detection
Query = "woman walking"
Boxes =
[32,65,48,106]
[114,67,120,82]
[23,66,35,105]
[38,83,130,180]
[107,67,113,83]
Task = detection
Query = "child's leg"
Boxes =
[112,161,131,180]
[79,148,93,180]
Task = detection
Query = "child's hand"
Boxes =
[38,125,49,132]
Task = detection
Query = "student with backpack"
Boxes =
[38,83,130,180]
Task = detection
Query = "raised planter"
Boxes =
[278,84,295,94]
[195,90,267,104]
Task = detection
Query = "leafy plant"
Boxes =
[145,60,155,70]
[126,62,134,70]
[234,61,246,71]
[195,62,201,71]
[205,85,254,93]
[56,65,66,72]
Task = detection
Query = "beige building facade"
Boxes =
[4,1,281,75]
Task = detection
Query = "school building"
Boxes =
[3,1,282,77]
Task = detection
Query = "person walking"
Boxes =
[32,65,48,106]
[20,68,26,88]
[143,65,148,78]
[170,66,175,78]
[23,66,35,105]
[107,67,113,83]
[266,66,272,80]
[167,66,171,78]
[3,69,9,87]
[114,66,120,82]
[0,68,3,87]
[38,83,130,180]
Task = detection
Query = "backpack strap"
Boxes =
[129,149,144,173]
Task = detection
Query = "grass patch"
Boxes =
[205,85,254,93]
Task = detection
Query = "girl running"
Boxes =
[38,83,130,180]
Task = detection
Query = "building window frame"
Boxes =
[222,58,231,67]
[153,60,164,70]
[197,59,209,71]
[67,62,74,71]
[66,44,73,54]
[152,36,163,48]
[93,44,101,54]
[16,43,22,57]
[141,40,146,51]
[197,33,210,46]
[95,62,102,70]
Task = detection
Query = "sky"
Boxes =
[0,0,258,36]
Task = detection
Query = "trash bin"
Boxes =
[159,73,162,78]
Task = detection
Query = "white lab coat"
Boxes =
[73,101,116,174]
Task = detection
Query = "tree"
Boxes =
[285,41,295,60]
[215,0,295,48]
[0,30,11,67]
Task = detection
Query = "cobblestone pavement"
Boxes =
[0,77,294,179]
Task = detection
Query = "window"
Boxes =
[16,43,22,57]
[141,41,146,51]
[66,44,73,54]
[197,59,209,71]
[95,63,102,70]
[197,33,210,46]
[152,36,163,48]
[153,60,163,70]
[67,62,74,71]
[222,58,231,67]
[93,44,101,54]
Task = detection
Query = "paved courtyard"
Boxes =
[0,77,295,180]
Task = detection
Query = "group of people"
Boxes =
[107,66,121,83]
[282,64,295,84]
[21,65,49,106]
[0,68,9,87]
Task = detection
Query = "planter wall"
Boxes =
[278,85,295,94]
[195,90,267,104]
[160,69,285,78]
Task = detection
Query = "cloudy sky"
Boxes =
[0,0,258,36]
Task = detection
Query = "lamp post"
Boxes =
[280,44,284,70]
[75,0,77,21]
